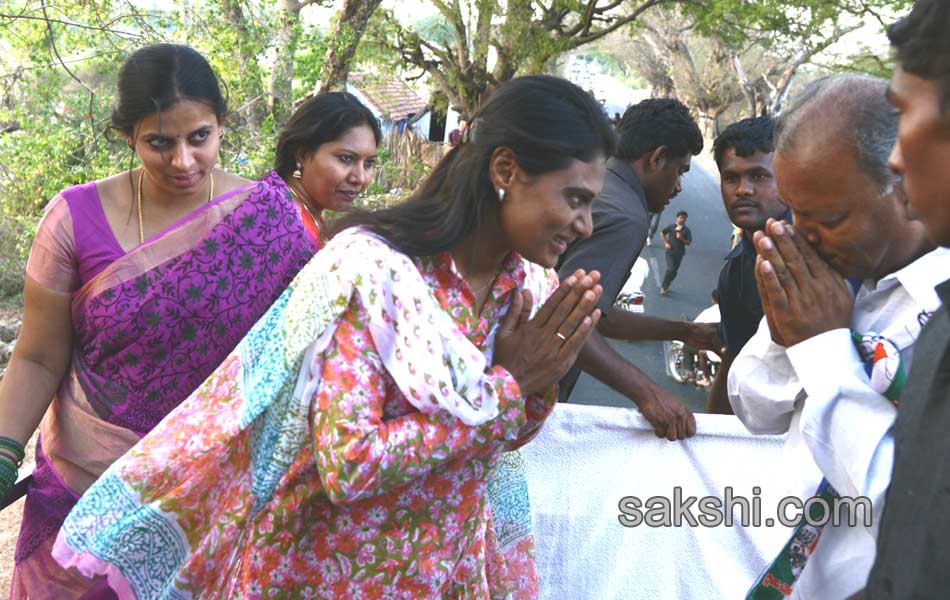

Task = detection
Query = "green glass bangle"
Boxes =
[0,449,22,468]
[0,461,17,481]
[0,438,24,454]
[0,434,24,447]
[0,448,23,463]
[0,436,25,460]
[0,453,18,470]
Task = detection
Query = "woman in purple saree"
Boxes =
[0,45,318,598]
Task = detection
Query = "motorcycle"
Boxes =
[666,340,719,387]
[615,291,645,313]
[613,256,720,387]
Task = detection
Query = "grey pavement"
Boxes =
[568,162,736,414]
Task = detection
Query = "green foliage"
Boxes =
[0,0,330,297]
[685,0,913,50]
[428,90,449,119]
[0,213,35,297]
[364,144,394,197]
[293,28,328,99]
[0,70,120,216]
[363,139,432,197]
[355,9,403,70]
[412,14,454,47]
[825,47,897,79]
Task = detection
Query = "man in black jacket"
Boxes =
[865,1,950,597]
[705,117,788,414]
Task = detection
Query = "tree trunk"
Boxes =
[317,0,384,93]
[269,0,304,123]
[178,0,190,41]
[219,0,265,130]
[731,50,758,117]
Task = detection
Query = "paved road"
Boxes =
[568,162,736,414]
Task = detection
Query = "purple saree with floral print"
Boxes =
[11,171,316,598]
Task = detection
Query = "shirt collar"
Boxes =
[429,250,526,295]
[724,233,756,261]
[865,246,950,312]
[724,209,792,261]
[605,157,646,203]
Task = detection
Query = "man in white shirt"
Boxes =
[728,74,950,599]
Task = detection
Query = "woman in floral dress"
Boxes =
[53,74,615,599]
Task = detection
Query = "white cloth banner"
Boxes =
[523,403,796,600]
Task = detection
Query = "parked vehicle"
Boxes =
[666,339,720,386]
[615,291,645,313]
[613,258,649,314]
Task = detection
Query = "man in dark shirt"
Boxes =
[659,211,692,293]
[557,98,716,441]
[865,1,950,597]
[704,117,788,414]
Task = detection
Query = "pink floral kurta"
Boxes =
[223,252,556,598]
[55,231,558,599]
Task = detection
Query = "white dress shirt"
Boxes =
[728,247,950,600]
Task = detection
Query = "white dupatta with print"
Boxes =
[54,227,554,599]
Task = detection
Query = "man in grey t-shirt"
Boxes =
[557,98,718,440]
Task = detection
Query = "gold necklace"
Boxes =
[137,169,214,244]
[465,266,503,299]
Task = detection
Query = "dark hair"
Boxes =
[330,75,615,256]
[111,44,226,137]
[274,92,382,179]
[615,98,703,161]
[710,288,719,302]
[888,0,950,112]
[676,210,688,218]
[776,74,898,193]
[713,117,774,170]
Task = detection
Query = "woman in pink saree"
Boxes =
[0,44,331,598]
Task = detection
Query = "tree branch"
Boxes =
[0,11,143,38]
[39,0,96,139]
[768,22,861,115]
[569,0,665,47]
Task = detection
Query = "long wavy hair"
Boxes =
[329,75,615,256]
